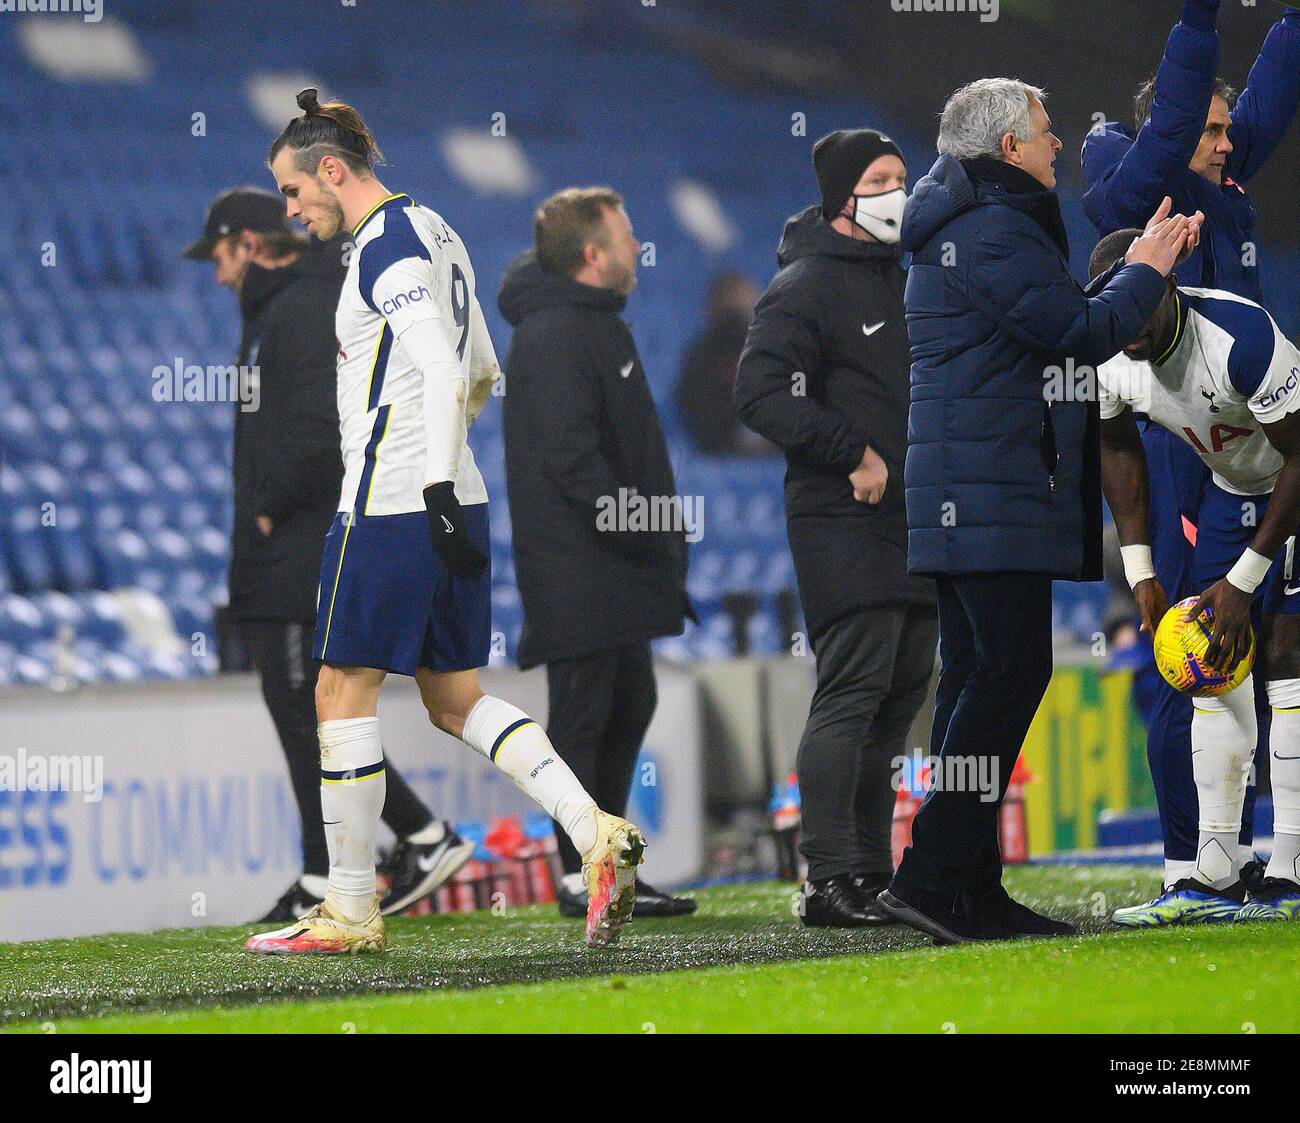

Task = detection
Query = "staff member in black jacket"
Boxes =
[498,187,696,918]
[736,131,937,927]
[184,188,468,922]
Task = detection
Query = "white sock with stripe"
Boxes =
[1265,680,1300,884]
[462,695,598,856]
[1191,675,1256,891]
[319,717,386,923]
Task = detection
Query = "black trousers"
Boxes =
[892,572,1054,902]
[237,618,434,878]
[545,641,658,875]
[797,603,938,883]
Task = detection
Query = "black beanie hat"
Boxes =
[813,129,905,221]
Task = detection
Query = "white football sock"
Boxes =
[319,717,386,923]
[462,695,598,856]
[1191,675,1256,891]
[299,873,328,899]
[1265,680,1300,884]
[405,820,447,846]
[1163,858,1196,890]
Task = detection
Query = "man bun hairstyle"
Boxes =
[268,87,385,174]
[533,186,624,276]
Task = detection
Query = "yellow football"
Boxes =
[1152,596,1255,696]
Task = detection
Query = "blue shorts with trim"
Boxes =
[1190,483,1300,618]
[312,503,491,675]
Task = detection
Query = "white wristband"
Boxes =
[1226,548,1273,595]
[1120,544,1156,589]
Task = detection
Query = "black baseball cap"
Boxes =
[182,186,298,260]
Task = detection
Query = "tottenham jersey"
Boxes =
[1098,287,1300,496]
[334,193,499,516]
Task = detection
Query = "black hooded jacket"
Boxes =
[735,206,934,639]
[497,252,692,670]
[229,235,345,622]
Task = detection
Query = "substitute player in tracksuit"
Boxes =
[245,89,644,955]
[1081,0,1300,893]
[1090,229,1300,923]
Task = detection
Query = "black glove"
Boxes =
[422,482,488,577]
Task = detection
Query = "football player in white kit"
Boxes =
[1089,227,1300,925]
[246,89,644,954]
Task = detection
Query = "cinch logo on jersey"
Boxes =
[1254,366,1299,412]
[379,285,431,317]
[332,194,497,516]
[1097,288,1300,497]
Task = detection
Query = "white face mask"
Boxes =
[851,187,907,244]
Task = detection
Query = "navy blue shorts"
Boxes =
[312,503,491,675]
[1190,483,1300,618]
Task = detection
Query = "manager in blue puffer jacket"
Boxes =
[875,78,1202,945]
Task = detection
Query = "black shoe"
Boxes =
[556,882,587,918]
[1240,859,1268,896]
[634,880,697,917]
[254,879,324,924]
[876,885,992,944]
[1170,875,1248,902]
[379,825,475,916]
[800,875,893,928]
[964,884,1076,938]
[555,879,697,918]
[853,875,892,899]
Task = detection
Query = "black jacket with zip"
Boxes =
[497,252,692,670]
[735,206,934,640]
[229,236,345,622]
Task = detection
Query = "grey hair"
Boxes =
[936,78,1046,160]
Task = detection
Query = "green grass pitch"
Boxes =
[3,865,1297,1033]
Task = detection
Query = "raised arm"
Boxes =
[1090,0,1221,228]
[1226,7,1300,184]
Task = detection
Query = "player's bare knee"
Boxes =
[315,665,343,718]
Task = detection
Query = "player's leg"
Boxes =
[315,662,389,912]
[1115,480,1261,927]
[1190,677,1256,891]
[1144,427,1209,888]
[1239,569,1300,919]
[415,666,602,863]
[245,662,389,954]
[245,510,417,954]
[415,666,644,945]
